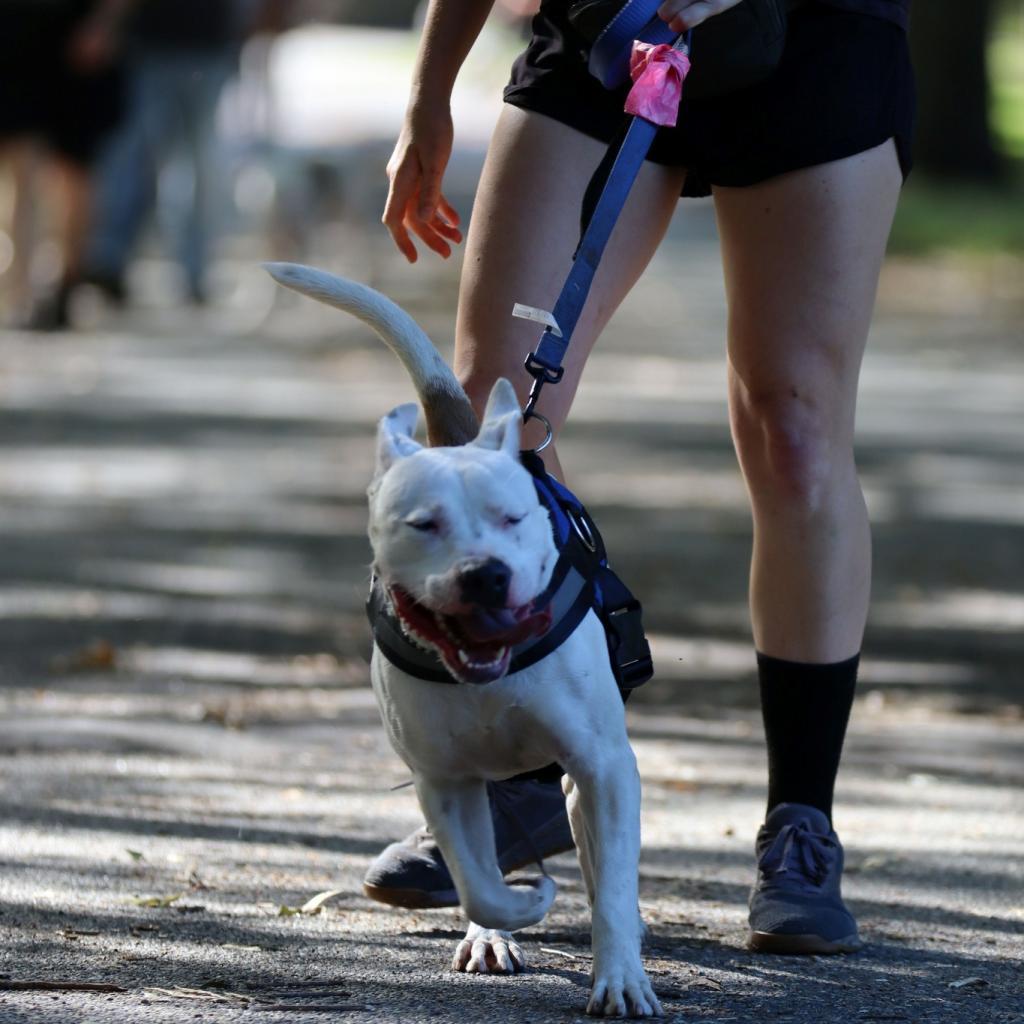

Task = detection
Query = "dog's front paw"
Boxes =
[452,923,526,975]
[586,956,662,1018]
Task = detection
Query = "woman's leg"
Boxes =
[455,105,686,472]
[54,156,93,284]
[714,139,902,953]
[716,139,901,662]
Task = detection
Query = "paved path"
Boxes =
[1,202,1022,1022]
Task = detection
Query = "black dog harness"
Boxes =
[366,451,653,693]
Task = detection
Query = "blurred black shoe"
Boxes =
[25,281,73,331]
[79,269,127,307]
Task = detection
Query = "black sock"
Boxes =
[757,651,859,824]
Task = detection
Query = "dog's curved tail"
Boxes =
[263,262,479,446]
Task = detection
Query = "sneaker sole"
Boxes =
[748,930,863,955]
[362,835,577,910]
[362,881,459,909]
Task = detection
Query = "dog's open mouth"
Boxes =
[389,587,552,684]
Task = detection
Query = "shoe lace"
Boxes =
[758,820,837,890]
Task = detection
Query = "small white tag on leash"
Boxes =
[512,303,562,337]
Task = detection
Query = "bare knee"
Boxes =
[730,376,853,514]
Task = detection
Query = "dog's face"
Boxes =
[368,379,557,684]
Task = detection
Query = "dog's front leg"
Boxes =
[566,751,662,1018]
[451,922,526,974]
[414,776,557,936]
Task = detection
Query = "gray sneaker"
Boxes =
[363,777,574,909]
[748,803,863,954]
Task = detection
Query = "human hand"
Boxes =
[382,103,464,263]
[656,0,744,33]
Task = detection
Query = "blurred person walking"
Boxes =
[84,0,248,306]
[0,0,131,328]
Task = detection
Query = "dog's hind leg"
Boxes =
[414,776,557,935]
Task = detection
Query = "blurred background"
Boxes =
[0,0,1021,711]
[0,0,1019,761]
[2,0,1023,327]
[0,2,1021,1011]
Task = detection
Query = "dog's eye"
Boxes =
[407,519,438,533]
[503,514,525,528]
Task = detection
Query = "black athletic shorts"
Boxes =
[503,1,916,197]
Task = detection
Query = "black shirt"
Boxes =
[131,0,235,52]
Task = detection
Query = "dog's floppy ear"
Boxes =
[375,403,422,475]
[472,378,522,457]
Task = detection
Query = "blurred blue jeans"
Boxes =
[88,50,235,299]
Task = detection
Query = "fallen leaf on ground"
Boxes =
[145,986,248,1004]
[948,977,988,990]
[130,893,184,908]
[299,889,345,915]
[278,890,346,917]
[53,640,117,673]
[683,977,723,992]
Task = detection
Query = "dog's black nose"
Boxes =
[459,558,511,608]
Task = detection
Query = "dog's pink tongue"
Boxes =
[460,606,552,645]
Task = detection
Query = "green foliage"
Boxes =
[889,176,1024,253]
[991,22,1024,158]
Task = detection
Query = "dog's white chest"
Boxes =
[370,611,624,781]
[371,656,560,778]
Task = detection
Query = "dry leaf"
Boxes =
[131,893,183,908]
[57,640,117,672]
[299,889,345,915]
[948,977,988,990]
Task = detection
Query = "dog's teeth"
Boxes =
[454,646,510,672]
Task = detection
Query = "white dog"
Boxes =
[265,262,661,1019]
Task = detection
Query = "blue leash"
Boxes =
[519,3,691,435]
